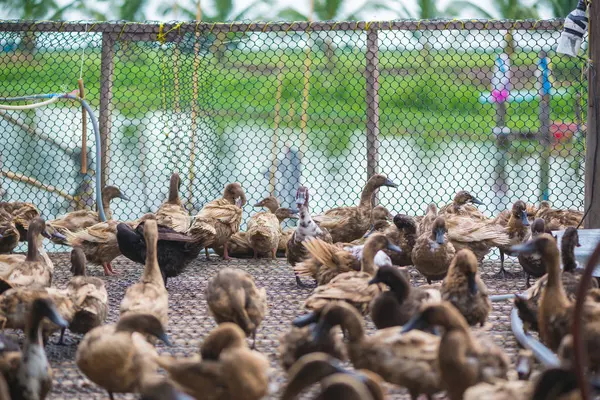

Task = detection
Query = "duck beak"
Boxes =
[363,225,376,238]
[292,312,319,327]
[158,332,172,346]
[470,197,484,205]
[41,230,52,239]
[289,208,300,219]
[383,178,398,188]
[516,357,531,380]
[235,197,243,207]
[0,233,3,239]
[386,242,403,253]
[521,211,530,226]
[51,231,67,241]
[401,313,429,333]
[468,273,478,295]
[435,228,445,245]
[577,240,582,247]
[510,241,537,255]
[47,309,69,328]
[253,203,262,208]
[119,193,130,201]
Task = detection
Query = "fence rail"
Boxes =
[0,18,594,238]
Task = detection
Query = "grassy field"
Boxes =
[0,38,587,156]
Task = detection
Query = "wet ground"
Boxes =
[22,253,531,399]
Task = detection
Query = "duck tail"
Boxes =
[293,257,319,278]
[302,237,338,270]
[187,219,217,245]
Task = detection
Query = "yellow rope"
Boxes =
[117,22,129,41]
[285,22,295,33]
[157,23,166,44]
[210,23,217,34]
[364,21,371,30]
[262,22,270,32]
[86,23,98,33]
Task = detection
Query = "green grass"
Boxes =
[0,43,586,157]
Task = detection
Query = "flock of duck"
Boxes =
[0,171,595,400]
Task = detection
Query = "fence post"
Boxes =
[365,26,380,198]
[538,51,551,203]
[99,33,115,189]
[586,5,600,228]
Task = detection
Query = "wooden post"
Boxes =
[270,62,284,195]
[586,1,600,228]
[99,33,115,189]
[538,51,552,203]
[365,27,380,181]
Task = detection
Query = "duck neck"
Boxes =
[168,176,181,205]
[337,313,365,344]
[144,235,164,287]
[359,182,377,208]
[386,275,410,303]
[101,195,113,220]
[545,247,568,302]
[25,308,44,347]
[296,204,319,241]
[561,239,577,273]
[26,229,41,262]
[360,245,378,275]
[508,214,526,239]
[439,330,478,400]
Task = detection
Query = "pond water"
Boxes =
[0,106,585,254]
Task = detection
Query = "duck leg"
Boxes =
[271,248,276,260]
[55,328,76,346]
[253,249,258,259]
[494,250,516,279]
[107,262,119,275]
[223,242,231,260]
[108,391,115,400]
[205,247,210,260]
[251,331,257,349]
[526,273,531,288]
[102,263,117,276]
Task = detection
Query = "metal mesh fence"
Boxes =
[0,20,588,236]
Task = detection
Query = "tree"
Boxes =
[544,0,578,18]
[162,0,270,22]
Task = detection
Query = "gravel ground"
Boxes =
[9,253,533,400]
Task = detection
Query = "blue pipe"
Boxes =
[0,93,106,221]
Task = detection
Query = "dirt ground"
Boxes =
[16,253,531,400]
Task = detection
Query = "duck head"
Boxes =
[70,247,87,277]
[392,214,417,235]
[531,218,546,237]
[295,186,309,209]
[402,302,469,333]
[511,200,530,226]
[224,183,246,207]
[275,207,300,221]
[451,249,479,295]
[102,185,129,202]
[562,227,581,248]
[254,196,280,213]
[453,190,483,206]
[372,206,392,222]
[368,174,398,189]
[363,233,402,255]
[431,217,447,245]
[115,313,171,345]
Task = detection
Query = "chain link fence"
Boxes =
[0,20,588,232]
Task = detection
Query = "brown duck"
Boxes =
[312,174,397,243]
[518,218,548,287]
[402,302,509,400]
[0,202,39,242]
[439,190,487,220]
[188,182,246,260]
[206,268,267,347]
[66,220,121,275]
[441,249,491,326]
[496,200,531,278]
[412,205,456,283]
[368,265,441,329]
